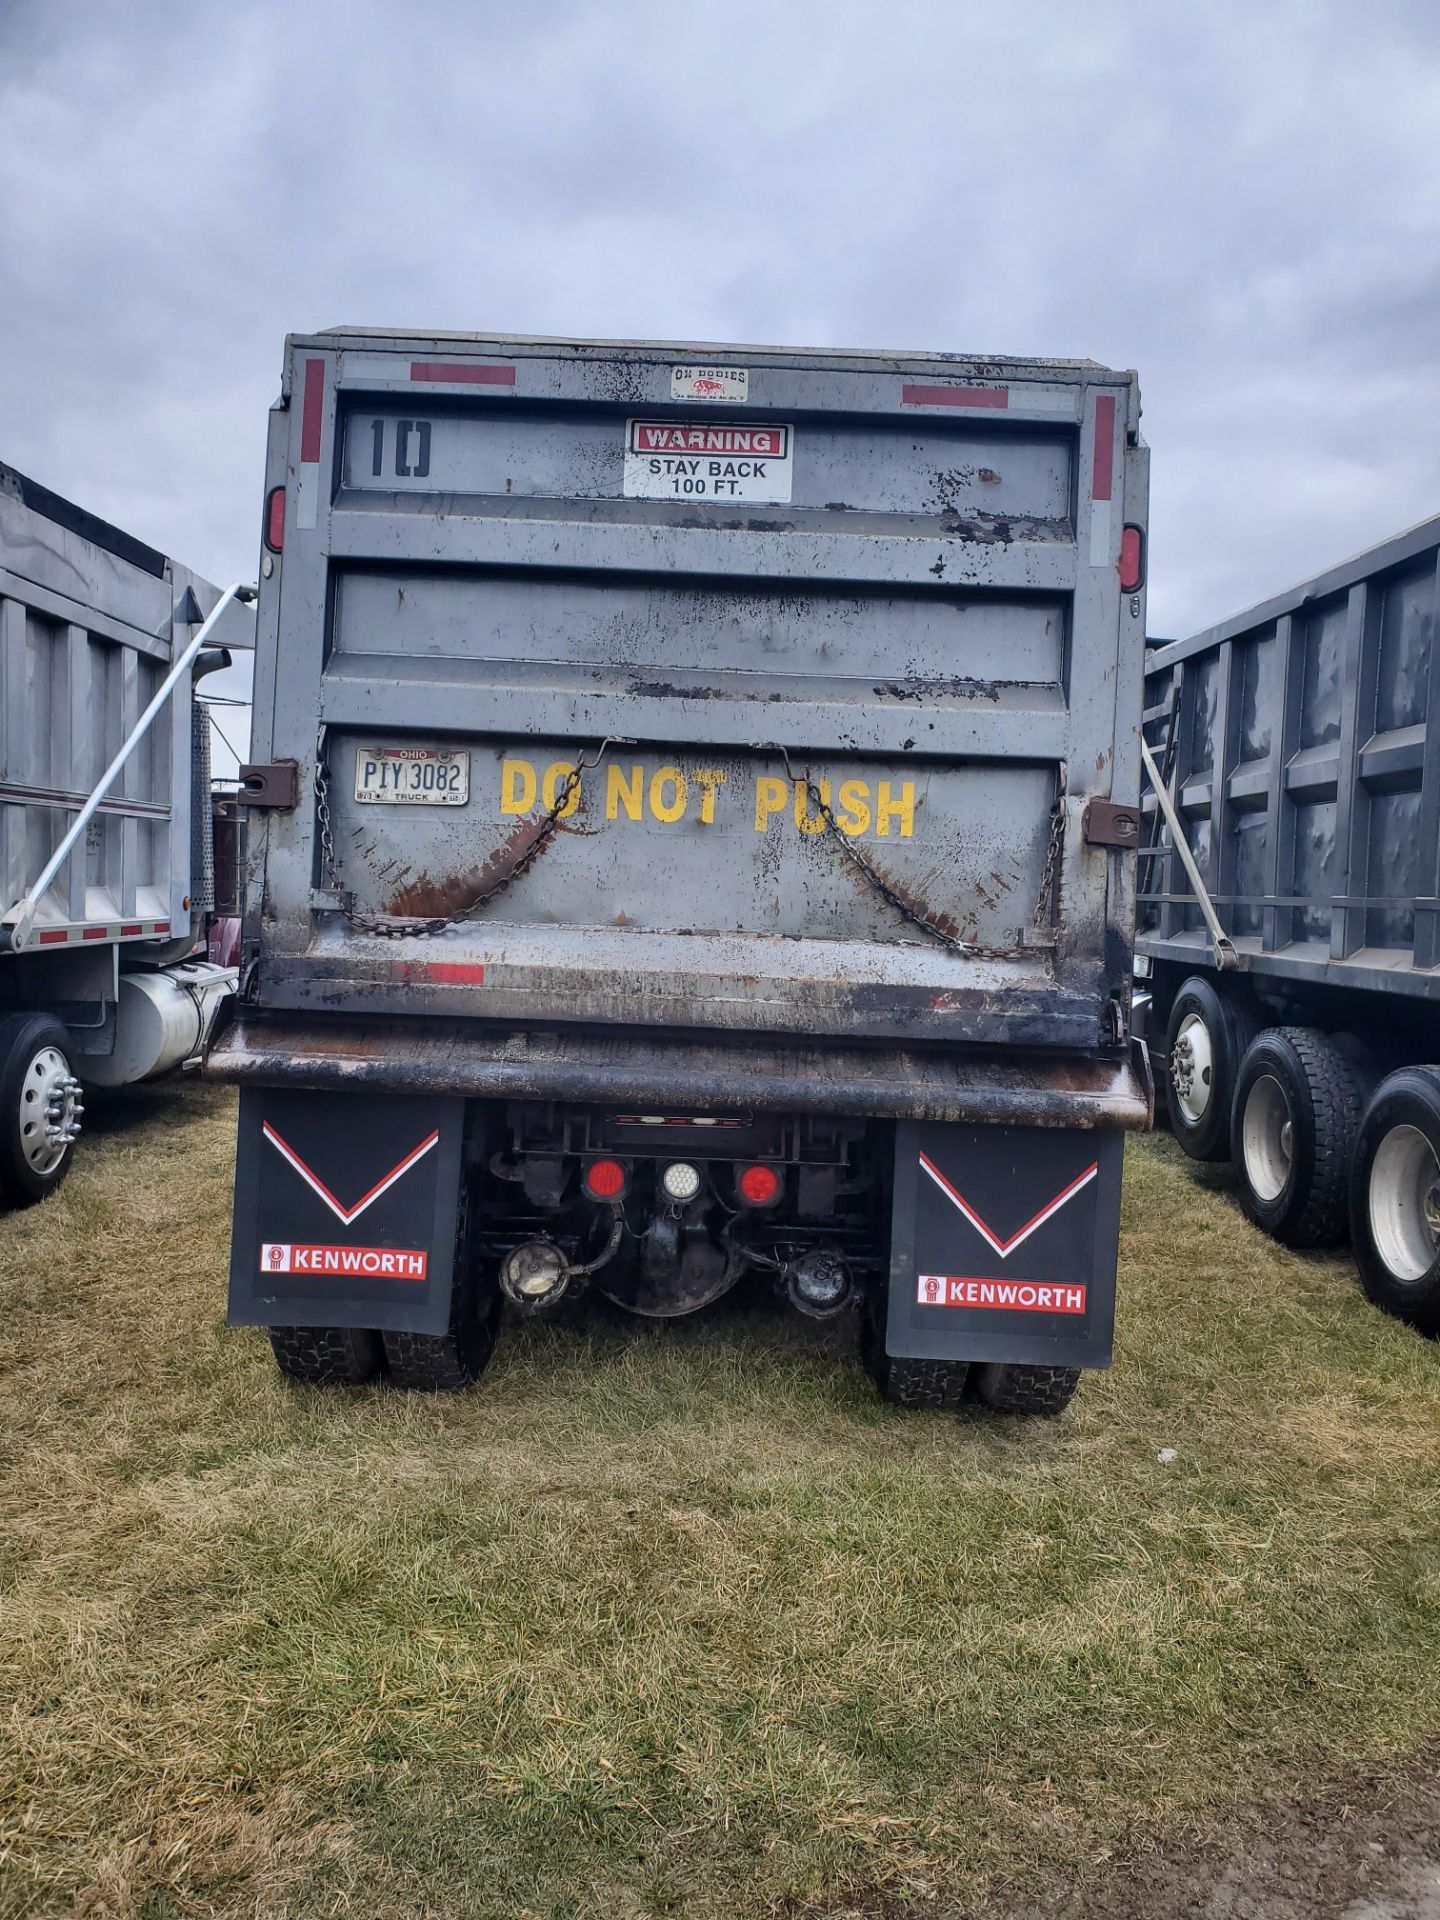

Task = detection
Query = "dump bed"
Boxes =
[1138,513,1440,999]
[1,463,251,951]
[243,331,1148,1059]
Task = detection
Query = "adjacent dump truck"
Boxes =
[210,330,1152,1414]
[0,462,254,1202]
[1137,513,1440,1331]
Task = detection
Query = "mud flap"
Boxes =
[886,1121,1122,1369]
[227,1086,465,1333]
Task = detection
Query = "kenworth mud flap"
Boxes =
[228,1087,465,1336]
[887,1122,1122,1370]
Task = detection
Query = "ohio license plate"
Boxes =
[354,747,469,805]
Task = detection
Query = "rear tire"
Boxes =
[1164,976,1252,1162]
[1350,1068,1440,1335]
[268,1324,385,1386]
[1231,1027,1361,1248]
[0,1013,81,1206]
[383,1190,500,1391]
[860,1298,968,1407]
[972,1363,1081,1416]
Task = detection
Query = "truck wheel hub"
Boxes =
[1170,1015,1214,1123]
[21,1048,82,1175]
[1369,1125,1440,1282]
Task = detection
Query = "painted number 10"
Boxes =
[371,418,432,479]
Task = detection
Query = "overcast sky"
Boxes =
[4,0,1438,661]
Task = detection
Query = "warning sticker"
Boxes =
[671,365,748,404]
[624,419,793,503]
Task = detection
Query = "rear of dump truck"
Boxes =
[211,330,1151,1415]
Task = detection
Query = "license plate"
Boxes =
[354,747,469,806]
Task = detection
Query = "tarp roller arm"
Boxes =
[1138,735,1240,972]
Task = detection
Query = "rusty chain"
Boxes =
[313,733,632,939]
[1032,770,1068,931]
[769,745,1066,959]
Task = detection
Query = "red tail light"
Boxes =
[1119,524,1144,593]
[738,1164,781,1207]
[264,486,285,553]
[583,1157,628,1201]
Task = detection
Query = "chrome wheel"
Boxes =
[18,1045,83,1178]
[1241,1072,1293,1203]
[1170,1011,1215,1126]
[1368,1124,1440,1284]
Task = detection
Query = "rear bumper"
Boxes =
[207,1008,1153,1131]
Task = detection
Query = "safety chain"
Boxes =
[769,745,1065,960]
[313,733,631,939]
[1031,770,1068,931]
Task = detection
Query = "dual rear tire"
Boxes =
[1230,1027,1362,1248]
[1163,975,1440,1334]
[1349,1069,1440,1335]
[861,1299,1080,1416]
[268,1191,501,1390]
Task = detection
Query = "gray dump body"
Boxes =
[1139,513,1440,1000]
[231,330,1150,1099]
[1,462,250,952]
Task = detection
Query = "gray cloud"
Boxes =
[3,0,1438,649]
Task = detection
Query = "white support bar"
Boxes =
[1139,735,1241,971]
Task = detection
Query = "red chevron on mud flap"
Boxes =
[262,1123,440,1226]
[918,1153,1098,1260]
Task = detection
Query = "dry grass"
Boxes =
[1,1079,1438,1920]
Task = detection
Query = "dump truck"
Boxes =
[0,462,253,1204]
[209,329,1152,1415]
[1137,513,1440,1331]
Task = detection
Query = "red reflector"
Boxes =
[583,1158,627,1201]
[410,361,517,386]
[901,383,1008,409]
[738,1164,781,1206]
[265,486,285,552]
[120,924,142,936]
[37,930,68,945]
[1119,524,1145,592]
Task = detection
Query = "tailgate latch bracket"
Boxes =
[239,761,299,810]
[1081,799,1139,848]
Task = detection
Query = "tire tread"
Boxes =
[268,1324,384,1386]
[973,1363,1081,1416]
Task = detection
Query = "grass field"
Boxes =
[2,1080,1439,1920]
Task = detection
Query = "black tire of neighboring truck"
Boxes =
[1349,1068,1440,1336]
[1164,976,1253,1162]
[1231,1028,1362,1248]
[972,1363,1081,1416]
[269,1324,385,1386]
[0,1013,80,1206]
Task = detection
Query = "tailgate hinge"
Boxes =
[239,761,299,809]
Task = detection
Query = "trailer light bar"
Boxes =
[582,1157,628,1202]
[737,1164,781,1207]
[264,486,285,553]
